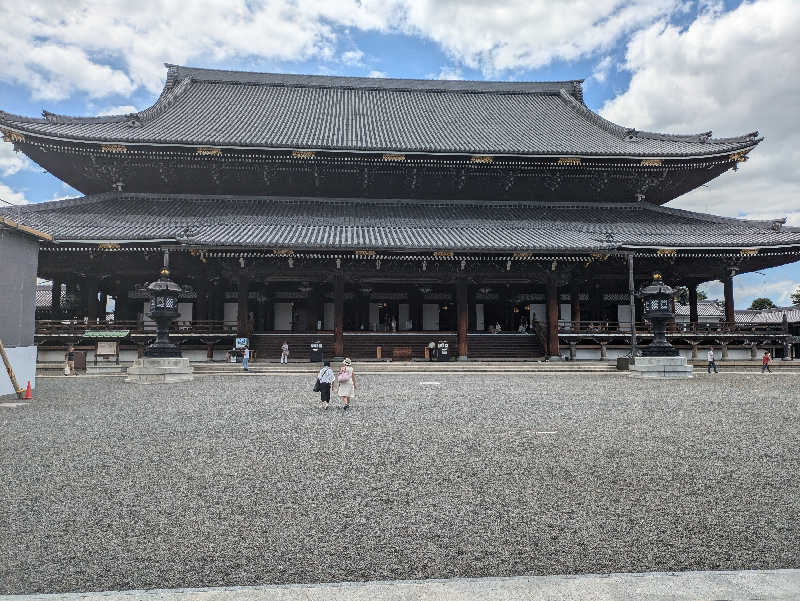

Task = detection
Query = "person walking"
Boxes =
[762,350,772,373]
[64,345,75,376]
[707,347,718,374]
[242,345,250,371]
[280,341,289,364]
[317,361,335,409]
[336,357,357,410]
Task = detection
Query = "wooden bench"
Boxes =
[392,346,413,361]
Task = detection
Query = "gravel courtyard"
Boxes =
[1,372,798,594]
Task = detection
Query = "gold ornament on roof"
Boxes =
[1,129,25,143]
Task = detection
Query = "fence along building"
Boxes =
[2,64,799,360]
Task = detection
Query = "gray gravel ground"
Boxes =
[1,372,798,594]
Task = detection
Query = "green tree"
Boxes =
[697,290,708,301]
[791,286,800,306]
[749,297,776,310]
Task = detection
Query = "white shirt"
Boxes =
[317,366,335,384]
[243,348,250,359]
[707,350,715,361]
[281,343,289,353]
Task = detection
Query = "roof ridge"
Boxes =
[163,64,585,98]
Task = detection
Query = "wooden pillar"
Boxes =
[410,288,423,332]
[723,272,735,325]
[86,277,98,324]
[263,290,274,331]
[546,279,559,359]
[570,283,581,327]
[456,280,468,360]
[51,279,62,315]
[98,292,107,322]
[688,282,699,325]
[334,277,344,357]
[65,281,78,319]
[237,273,249,336]
[467,286,477,331]
[312,284,324,331]
[590,283,603,321]
[195,285,208,322]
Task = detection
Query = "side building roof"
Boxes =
[4,193,799,253]
[0,64,760,158]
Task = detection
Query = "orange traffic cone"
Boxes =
[23,381,33,400]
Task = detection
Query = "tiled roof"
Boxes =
[675,300,725,317]
[0,65,760,158]
[735,307,800,324]
[677,302,800,323]
[6,193,800,252]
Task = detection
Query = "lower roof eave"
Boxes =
[1,124,760,161]
[624,244,800,252]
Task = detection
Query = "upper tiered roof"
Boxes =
[0,64,761,158]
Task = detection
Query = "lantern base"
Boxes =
[630,356,693,379]
[641,345,680,357]
[126,357,193,384]
[144,346,182,358]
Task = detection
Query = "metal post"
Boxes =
[628,253,638,357]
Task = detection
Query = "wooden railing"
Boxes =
[557,320,785,336]
[36,319,239,337]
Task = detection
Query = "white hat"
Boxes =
[343,357,352,366]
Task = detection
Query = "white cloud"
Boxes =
[701,277,799,308]
[0,142,31,176]
[393,0,679,75]
[591,56,613,82]
[341,49,364,65]
[97,105,138,116]
[600,0,800,225]
[0,181,30,205]
[367,70,387,78]
[0,1,683,101]
[435,66,464,80]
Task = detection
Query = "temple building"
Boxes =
[2,64,799,361]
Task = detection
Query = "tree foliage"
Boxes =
[792,286,800,306]
[749,297,776,310]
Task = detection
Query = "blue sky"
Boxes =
[0,0,797,307]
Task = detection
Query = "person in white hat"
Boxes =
[336,357,357,410]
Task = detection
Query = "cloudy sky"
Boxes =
[1,0,798,306]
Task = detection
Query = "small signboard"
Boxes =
[235,337,249,349]
[95,341,120,365]
[96,341,118,356]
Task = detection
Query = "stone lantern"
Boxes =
[126,252,193,383]
[630,272,692,378]
[640,272,678,357]
[144,266,183,358]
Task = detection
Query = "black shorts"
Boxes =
[319,382,331,402]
